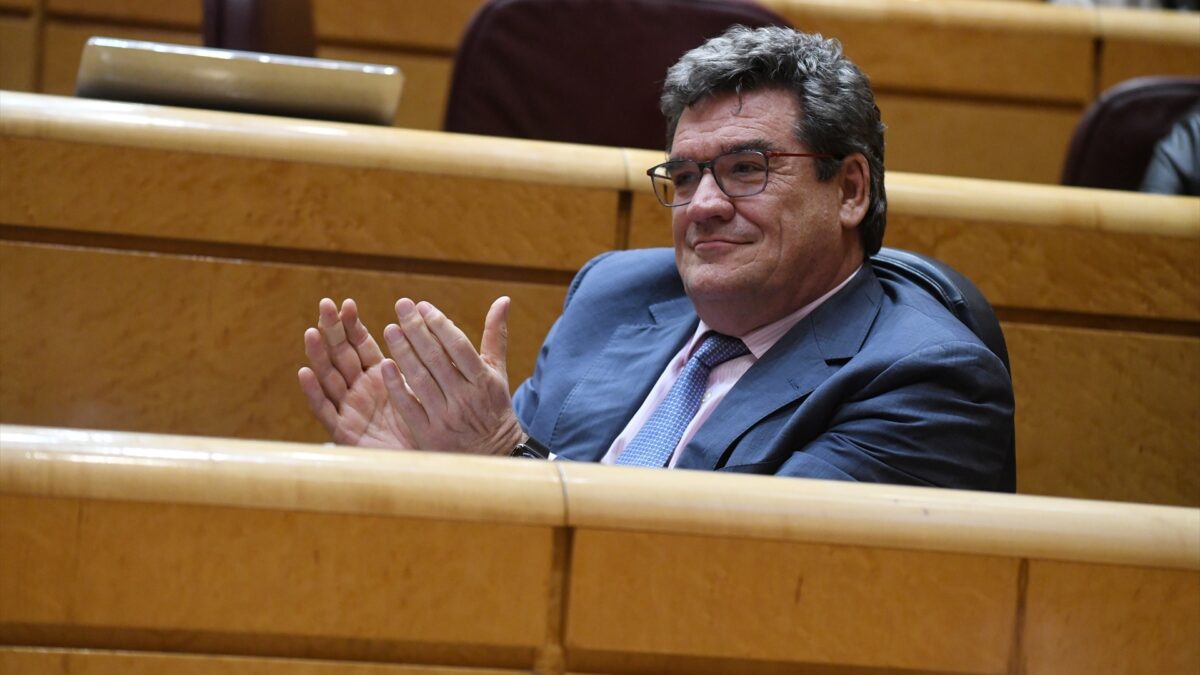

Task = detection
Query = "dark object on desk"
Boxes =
[203,0,316,57]
[1061,75,1200,191]
[443,0,791,149]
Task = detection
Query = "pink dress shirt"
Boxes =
[601,267,862,467]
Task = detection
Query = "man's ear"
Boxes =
[838,153,870,230]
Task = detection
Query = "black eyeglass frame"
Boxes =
[646,150,837,207]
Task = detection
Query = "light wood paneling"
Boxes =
[1096,7,1200,92]
[3,426,1197,673]
[0,136,617,272]
[0,495,554,667]
[1099,39,1200,92]
[318,45,455,131]
[763,0,1094,103]
[0,243,566,442]
[0,15,36,92]
[1023,560,1200,675]
[0,648,528,675]
[45,0,199,27]
[313,0,483,52]
[40,21,199,96]
[877,94,1082,183]
[1007,323,1200,507]
[566,529,1017,673]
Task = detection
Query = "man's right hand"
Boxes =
[297,298,415,448]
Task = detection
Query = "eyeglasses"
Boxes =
[646,149,835,207]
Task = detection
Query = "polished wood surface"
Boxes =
[2,425,1198,674]
[13,0,1200,183]
[2,92,1198,508]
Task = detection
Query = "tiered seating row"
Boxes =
[2,425,1197,674]
[2,0,1197,182]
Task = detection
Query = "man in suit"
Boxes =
[298,27,1015,491]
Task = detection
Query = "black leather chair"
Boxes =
[1061,75,1200,191]
[870,248,1010,374]
[443,0,791,149]
[202,0,316,57]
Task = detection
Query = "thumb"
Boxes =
[480,296,510,373]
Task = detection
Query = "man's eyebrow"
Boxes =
[668,138,781,162]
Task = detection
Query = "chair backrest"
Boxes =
[202,0,316,57]
[870,248,1011,374]
[443,0,790,149]
[1061,75,1200,191]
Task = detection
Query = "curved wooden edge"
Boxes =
[623,147,1200,238]
[555,461,1200,572]
[0,424,565,526]
[4,425,1197,571]
[763,0,1096,35]
[0,92,629,190]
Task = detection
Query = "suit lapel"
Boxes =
[674,267,884,471]
[550,296,698,462]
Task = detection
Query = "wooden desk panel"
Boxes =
[1,136,617,272]
[314,0,483,53]
[0,649,528,675]
[45,0,199,27]
[0,243,567,443]
[876,93,1082,183]
[764,0,1094,103]
[0,15,35,93]
[3,426,1196,674]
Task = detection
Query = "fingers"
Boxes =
[339,298,385,368]
[297,366,341,435]
[420,300,491,383]
[380,358,429,428]
[304,326,348,402]
[317,297,367,388]
[480,296,510,376]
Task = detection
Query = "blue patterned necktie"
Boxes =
[616,332,750,467]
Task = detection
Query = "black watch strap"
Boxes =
[510,435,551,459]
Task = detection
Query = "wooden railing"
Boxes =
[1,92,1197,506]
[2,425,1197,674]
[2,0,1196,182]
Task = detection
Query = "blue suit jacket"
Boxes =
[512,248,1015,491]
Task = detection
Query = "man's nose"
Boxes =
[685,170,734,220]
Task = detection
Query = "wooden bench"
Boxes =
[3,0,1196,183]
[1,92,1197,506]
[2,424,1197,674]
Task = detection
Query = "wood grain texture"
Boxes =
[566,529,1018,673]
[0,137,618,272]
[313,0,483,52]
[1023,560,1200,675]
[0,648,528,675]
[0,243,567,442]
[876,94,1082,183]
[1006,323,1200,507]
[764,0,1093,103]
[0,16,36,92]
[3,426,1197,673]
[0,495,554,666]
[44,0,199,26]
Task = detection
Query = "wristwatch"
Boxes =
[510,435,551,459]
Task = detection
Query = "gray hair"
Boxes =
[661,26,887,257]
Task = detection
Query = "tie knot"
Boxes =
[692,332,749,368]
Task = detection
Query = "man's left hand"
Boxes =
[380,296,525,456]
